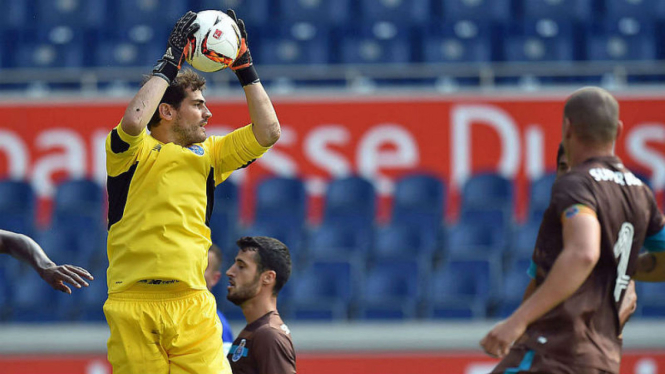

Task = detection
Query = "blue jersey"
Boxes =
[218,309,234,355]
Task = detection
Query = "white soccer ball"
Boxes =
[185,10,241,72]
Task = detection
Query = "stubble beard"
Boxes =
[227,275,261,306]
[173,116,206,146]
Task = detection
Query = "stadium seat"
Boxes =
[522,0,594,23]
[605,0,660,19]
[445,222,507,258]
[93,25,167,68]
[637,282,665,318]
[392,174,445,230]
[257,23,332,65]
[495,257,532,318]
[373,223,438,262]
[242,221,304,267]
[13,27,88,68]
[461,173,513,210]
[439,0,512,23]
[115,0,188,30]
[339,23,413,64]
[36,0,107,27]
[359,0,431,24]
[288,260,356,320]
[278,0,351,25]
[503,19,577,62]
[209,181,239,251]
[52,178,105,234]
[254,176,307,228]
[0,0,29,29]
[323,176,376,229]
[585,17,657,61]
[307,223,371,263]
[529,173,556,222]
[0,180,36,236]
[510,222,540,258]
[9,267,60,322]
[357,259,423,320]
[35,226,106,271]
[421,21,494,63]
[424,258,497,319]
[198,0,271,26]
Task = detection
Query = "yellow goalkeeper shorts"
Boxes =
[103,286,231,374]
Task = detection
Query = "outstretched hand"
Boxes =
[40,264,94,294]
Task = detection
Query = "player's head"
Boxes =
[205,243,224,291]
[562,87,622,156]
[226,236,292,306]
[556,142,570,178]
[145,69,212,146]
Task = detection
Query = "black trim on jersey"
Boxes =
[110,129,130,153]
[107,163,138,229]
[205,167,215,227]
[238,159,256,170]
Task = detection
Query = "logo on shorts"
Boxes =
[232,339,247,362]
[213,29,223,39]
[187,145,204,155]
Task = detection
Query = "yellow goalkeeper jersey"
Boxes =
[105,123,269,293]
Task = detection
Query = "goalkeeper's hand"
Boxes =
[227,9,260,86]
[153,11,200,84]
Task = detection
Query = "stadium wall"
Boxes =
[0,92,664,225]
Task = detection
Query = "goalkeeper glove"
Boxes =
[153,11,200,84]
[227,9,260,86]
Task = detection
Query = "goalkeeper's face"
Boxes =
[171,89,212,146]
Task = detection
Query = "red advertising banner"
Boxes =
[0,94,663,224]
[1,351,664,374]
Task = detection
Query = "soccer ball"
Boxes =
[185,10,241,72]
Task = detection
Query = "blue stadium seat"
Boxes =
[439,0,512,23]
[459,206,511,230]
[78,270,107,321]
[288,260,356,320]
[373,223,438,262]
[257,23,332,65]
[585,17,657,61]
[425,259,497,319]
[278,0,351,25]
[339,23,413,64]
[461,173,513,210]
[638,282,665,318]
[0,0,29,29]
[93,25,167,67]
[243,221,304,267]
[529,173,556,222]
[421,21,494,63]
[255,176,307,227]
[359,0,431,24]
[52,179,105,234]
[0,180,36,236]
[324,176,376,229]
[510,222,540,258]
[503,19,577,62]
[357,259,423,319]
[198,0,271,26]
[210,181,239,251]
[35,225,105,270]
[522,0,594,23]
[307,223,371,262]
[494,257,532,318]
[605,0,660,19]
[445,222,507,258]
[37,0,107,27]
[115,0,188,30]
[392,174,445,230]
[13,27,88,68]
[9,267,60,322]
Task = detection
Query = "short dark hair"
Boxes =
[556,143,565,164]
[236,236,291,295]
[143,69,207,130]
[209,243,223,270]
[563,87,619,145]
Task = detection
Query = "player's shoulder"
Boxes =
[552,167,589,192]
[254,314,291,339]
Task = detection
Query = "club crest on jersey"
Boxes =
[187,145,204,156]
[213,29,223,39]
[232,339,247,362]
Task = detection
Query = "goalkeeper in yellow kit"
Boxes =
[103,10,279,374]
